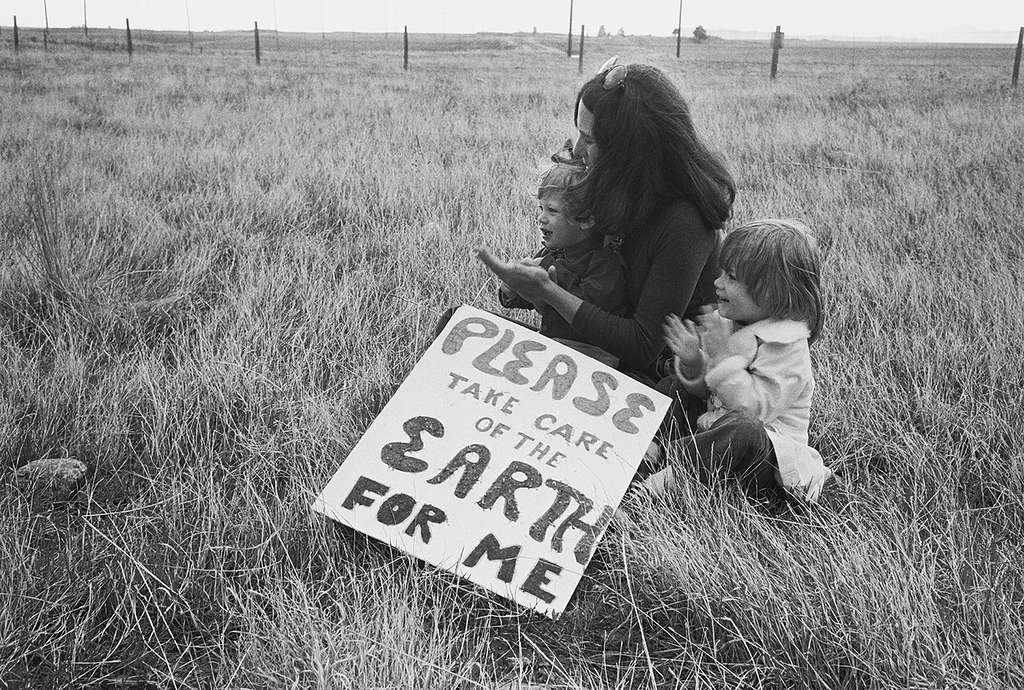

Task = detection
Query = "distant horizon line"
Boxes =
[8,24,1021,45]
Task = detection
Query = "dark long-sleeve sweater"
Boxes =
[571,199,721,374]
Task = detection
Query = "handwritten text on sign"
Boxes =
[312,306,670,617]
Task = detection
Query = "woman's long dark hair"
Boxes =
[574,63,735,236]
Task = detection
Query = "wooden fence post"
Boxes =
[1011,25,1019,88]
[404,25,409,70]
[273,0,280,50]
[126,18,132,60]
[83,0,88,38]
[567,0,573,57]
[578,25,584,73]
[254,21,261,64]
[13,16,17,53]
[770,25,783,80]
[43,0,49,50]
[676,0,683,58]
[185,0,193,52]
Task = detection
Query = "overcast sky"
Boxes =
[2,1,1020,42]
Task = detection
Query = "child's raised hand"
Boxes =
[663,315,702,372]
[698,309,734,364]
[693,304,718,330]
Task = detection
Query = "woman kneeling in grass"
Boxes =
[478,58,733,385]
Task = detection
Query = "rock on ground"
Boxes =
[13,457,88,510]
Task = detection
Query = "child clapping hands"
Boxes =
[643,219,832,503]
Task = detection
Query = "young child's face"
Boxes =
[714,269,769,324]
[538,192,591,251]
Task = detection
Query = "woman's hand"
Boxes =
[498,256,545,299]
[498,284,519,302]
[663,315,702,377]
[477,248,554,307]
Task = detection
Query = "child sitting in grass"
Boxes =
[642,218,832,503]
[498,161,626,368]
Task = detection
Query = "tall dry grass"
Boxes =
[1,37,1022,688]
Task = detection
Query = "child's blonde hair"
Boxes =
[537,162,590,225]
[719,218,824,342]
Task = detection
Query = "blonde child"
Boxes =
[644,218,831,502]
[498,161,626,368]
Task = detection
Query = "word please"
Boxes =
[441,316,656,434]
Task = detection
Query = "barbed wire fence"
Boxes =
[2,17,1022,90]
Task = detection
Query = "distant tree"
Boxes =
[671,28,679,36]
[693,25,708,42]
[532,26,537,35]
[598,25,607,38]
[616,27,625,37]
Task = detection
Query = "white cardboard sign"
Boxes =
[312,305,670,617]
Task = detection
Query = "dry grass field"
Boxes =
[1,30,1023,688]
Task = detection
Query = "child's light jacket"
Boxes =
[699,317,832,501]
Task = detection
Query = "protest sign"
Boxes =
[312,305,671,617]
